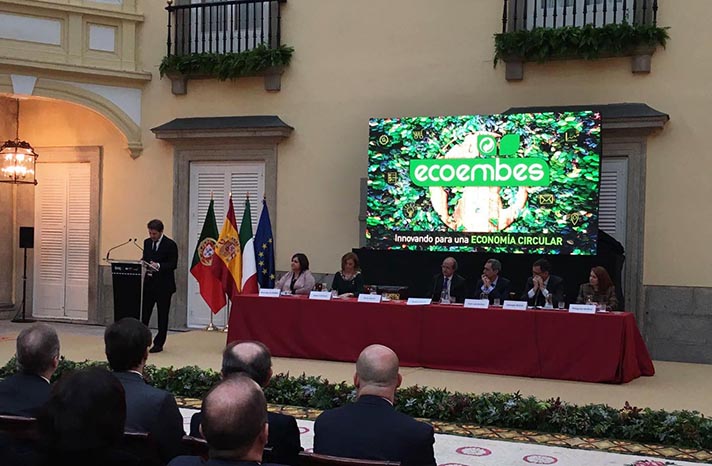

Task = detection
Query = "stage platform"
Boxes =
[0,320,710,416]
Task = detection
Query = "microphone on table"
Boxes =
[105,238,133,261]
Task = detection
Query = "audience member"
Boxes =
[104,317,185,462]
[429,257,466,303]
[521,258,564,307]
[34,367,140,466]
[313,344,436,466]
[576,266,619,310]
[473,258,511,304]
[332,252,365,297]
[190,341,302,465]
[0,323,60,416]
[170,375,284,466]
[276,253,316,295]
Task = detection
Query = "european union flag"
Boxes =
[254,199,276,288]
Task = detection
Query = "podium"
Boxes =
[109,260,143,322]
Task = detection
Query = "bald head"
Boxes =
[221,341,272,386]
[201,375,268,458]
[355,344,400,390]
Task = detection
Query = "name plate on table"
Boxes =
[309,291,332,301]
[358,294,382,303]
[464,299,490,309]
[407,298,432,306]
[258,288,281,298]
[569,304,597,314]
[503,300,528,311]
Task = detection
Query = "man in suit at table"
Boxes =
[429,256,467,303]
[142,218,178,353]
[521,258,565,307]
[190,341,302,465]
[473,258,511,304]
[0,323,60,416]
[105,318,185,463]
[313,344,436,466]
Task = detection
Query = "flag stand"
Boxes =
[205,311,218,332]
[222,306,230,333]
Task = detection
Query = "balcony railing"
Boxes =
[166,0,284,56]
[502,0,659,32]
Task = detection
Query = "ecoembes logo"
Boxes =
[409,134,550,187]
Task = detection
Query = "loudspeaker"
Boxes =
[19,227,34,249]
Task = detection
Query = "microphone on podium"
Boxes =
[132,238,143,252]
[105,238,133,261]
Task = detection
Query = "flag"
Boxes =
[189,199,226,314]
[254,198,276,288]
[239,196,258,294]
[214,194,242,299]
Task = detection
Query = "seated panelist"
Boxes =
[429,257,466,303]
[473,258,511,304]
[521,258,564,307]
[332,252,365,298]
[576,266,619,310]
[276,253,316,295]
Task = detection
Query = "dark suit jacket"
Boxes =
[169,457,285,466]
[313,395,436,466]
[521,274,565,307]
[0,372,51,416]
[429,273,467,304]
[473,276,511,303]
[142,235,178,294]
[112,371,185,462]
[190,411,301,465]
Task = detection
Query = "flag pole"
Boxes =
[223,297,230,333]
[205,310,218,332]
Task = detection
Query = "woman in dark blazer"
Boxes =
[576,266,619,310]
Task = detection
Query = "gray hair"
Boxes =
[17,323,60,375]
[486,258,502,273]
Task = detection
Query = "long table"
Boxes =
[227,295,655,383]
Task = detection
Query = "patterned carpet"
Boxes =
[176,398,712,464]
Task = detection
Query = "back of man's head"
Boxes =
[355,344,400,396]
[104,318,152,372]
[201,375,268,459]
[221,341,272,387]
[16,323,60,376]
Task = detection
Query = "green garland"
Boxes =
[159,44,294,80]
[2,357,711,450]
[494,23,670,66]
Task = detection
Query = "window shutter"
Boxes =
[599,158,628,245]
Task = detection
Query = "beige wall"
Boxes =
[118,0,712,286]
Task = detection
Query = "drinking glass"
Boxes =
[493,298,501,306]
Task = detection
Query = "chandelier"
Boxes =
[0,99,38,185]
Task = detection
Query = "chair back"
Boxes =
[181,435,209,459]
[299,451,400,466]
[120,431,161,466]
[0,414,39,441]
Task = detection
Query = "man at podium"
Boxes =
[141,219,178,353]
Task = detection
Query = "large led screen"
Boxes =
[366,112,601,255]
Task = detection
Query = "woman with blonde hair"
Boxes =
[331,252,364,298]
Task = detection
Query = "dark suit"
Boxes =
[473,276,511,303]
[142,235,178,348]
[313,395,436,466]
[429,273,467,304]
[0,373,51,416]
[190,411,302,465]
[521,274,565,307]
[169,457,285,466]
[112,371,185,463]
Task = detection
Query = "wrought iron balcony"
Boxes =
[166,0,285,56]
[501,0,659,32]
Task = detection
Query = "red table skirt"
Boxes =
[227,295,655,384]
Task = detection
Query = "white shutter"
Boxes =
[34,164,66,317]
[599,158,627,245]
[187,162,265,328]
[64,164,91,318]
[33,162,90,319]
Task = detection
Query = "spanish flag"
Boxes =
[214,194,242,299]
